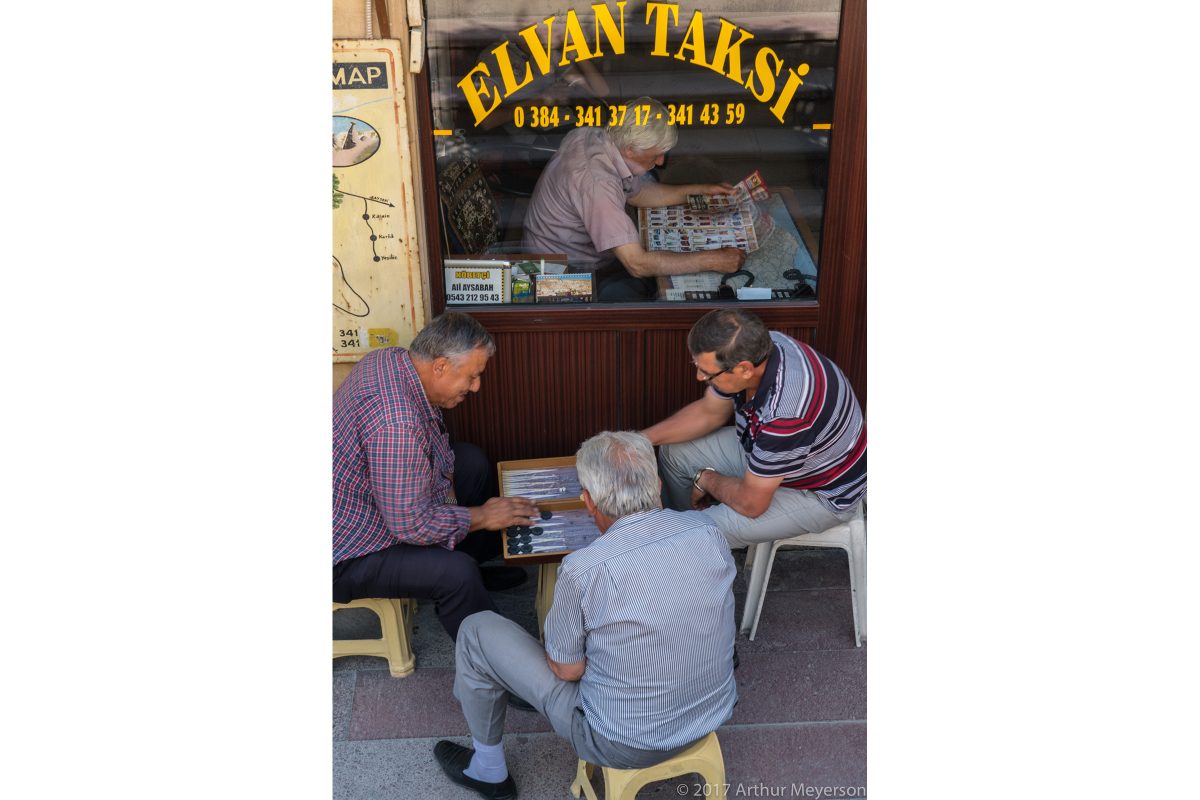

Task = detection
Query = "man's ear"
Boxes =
[580,489,597,514]
[432,356,450,375]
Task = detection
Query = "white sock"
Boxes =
[464,737,508,783]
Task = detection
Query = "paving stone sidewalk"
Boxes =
[334,548,867,799]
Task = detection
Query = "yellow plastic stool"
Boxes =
[332,598,416,678]
[570,731,725,800]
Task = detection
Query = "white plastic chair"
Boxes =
[739,504,866,646]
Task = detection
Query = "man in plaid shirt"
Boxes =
[333,313,539,640]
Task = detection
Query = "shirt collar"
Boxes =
[597,131,634,184]
[602,508,674,543]
[396,348,444,428]
[736,340,781,414]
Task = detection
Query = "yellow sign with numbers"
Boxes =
[332,40,426,362]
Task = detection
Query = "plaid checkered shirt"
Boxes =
[333,347,471,564]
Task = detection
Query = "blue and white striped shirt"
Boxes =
[544,508,738,751]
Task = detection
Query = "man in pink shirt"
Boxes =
[522,95,746,301]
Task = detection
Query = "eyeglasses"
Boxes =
[693,362,733,383]
[693,354,768,383]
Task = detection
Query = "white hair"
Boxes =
[606,96,677,154]
[575,430,662,519]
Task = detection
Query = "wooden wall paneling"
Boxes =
[734,308,820,341]
[444,329,621,462]
[775,325,818,346]
[813,0,867,408]
[642,329,708,427]
[436,302,818,333]
[441,308,822,459]
[616,329,646,431]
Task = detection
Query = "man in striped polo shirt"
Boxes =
[434,431,737,800]
[644,309,866,548]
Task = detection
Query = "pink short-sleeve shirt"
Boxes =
[521,127,649,268]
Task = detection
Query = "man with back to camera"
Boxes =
[643,308,866,548]
[522,95,746,301]
[332,312,540,642]
[432,430,738,800]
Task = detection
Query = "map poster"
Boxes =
[332,40,426,362]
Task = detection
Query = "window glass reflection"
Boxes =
[427,1,840,304]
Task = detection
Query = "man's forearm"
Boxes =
[545,652,586,681]
[695,469,775,519]
[619,247,740,278]
[700,471,748,514]
[380,500,471,547]
[628,182,718,208]
[643,399,728,446]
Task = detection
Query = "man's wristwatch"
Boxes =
[693,467,716,491]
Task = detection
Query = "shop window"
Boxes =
[426,0,840,305]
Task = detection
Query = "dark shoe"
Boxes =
[480,566,527,592]
[433,740,518,800]
[507,693,536,712]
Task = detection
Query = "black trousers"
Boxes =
[333,442,502,640]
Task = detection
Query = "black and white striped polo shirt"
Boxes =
[713,331,866,512]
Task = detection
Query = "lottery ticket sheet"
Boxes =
[639,171,775,255]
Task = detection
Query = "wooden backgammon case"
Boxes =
[497,456,601,565]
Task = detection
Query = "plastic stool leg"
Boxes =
[739,542,771,635]
[848,520,867,645]
[376,599,415,677]
[570,760,598,800]
[748,541,782,640]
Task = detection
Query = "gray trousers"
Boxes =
[453,611,689,769]
[659,427,858,547]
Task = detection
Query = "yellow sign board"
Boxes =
[332,40,426,362]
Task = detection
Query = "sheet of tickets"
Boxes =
[639,171,775,255]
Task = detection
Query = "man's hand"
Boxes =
[469,496,540,532]
[703,247,747,274]
[690,483,717,510]
[546,653,586,681]
[695,182,736,196]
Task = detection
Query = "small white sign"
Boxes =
[444,260,510,304]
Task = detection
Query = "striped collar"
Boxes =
[568,508,711,567]
[731,337,783,415]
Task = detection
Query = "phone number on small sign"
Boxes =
[446,293,503,304]
[512,102,747,129]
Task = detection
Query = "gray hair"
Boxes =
[575,430,662,519]
[688,309,772,370]
[409,312,495,362]
[606,96,678,154]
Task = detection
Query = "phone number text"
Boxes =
[511,102,747,129]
